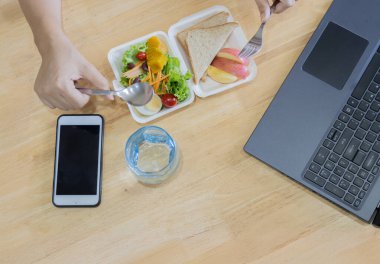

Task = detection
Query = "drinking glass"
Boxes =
[125,126,179,184]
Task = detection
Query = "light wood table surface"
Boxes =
[1,0,380,263]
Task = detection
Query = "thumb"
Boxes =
[255,0,271,23]
[274,0,295,13]
[82,62,114,100]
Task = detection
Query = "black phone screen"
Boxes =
[56,125,100,195]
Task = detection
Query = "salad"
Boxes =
[120,36,192,112]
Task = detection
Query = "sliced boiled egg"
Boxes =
[135,93,162,116]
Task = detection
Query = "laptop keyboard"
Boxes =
[304,48,380,210]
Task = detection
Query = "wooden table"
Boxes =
[2,0,380,263]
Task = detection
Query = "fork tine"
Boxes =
[238,47,248,57]
[241,50,251,58]
[241,46,259,58]
[240,46,251,58]
[242,49,251,58]
[241,47,253,58]
[239,50,246,58]
[239,21,266,58]
[243,51,251,58]
[239,49,246,58]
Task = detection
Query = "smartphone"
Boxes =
[53,114,104,207]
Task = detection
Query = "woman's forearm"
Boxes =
[18,0,65,55]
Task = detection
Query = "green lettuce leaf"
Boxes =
[164,56,192,102]
[122,43,147,69]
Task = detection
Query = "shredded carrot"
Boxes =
[148,66,153,84]
[162,79,167,87]
[162,81,168,94]
[153,78,160,91]
[136,64,171,94]
[161,74,170,80]
[150,74,170,86]
[155,85,166,95]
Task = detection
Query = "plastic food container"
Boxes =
[108,31,195,124]
[168,5,257,98]
[108,5,257,123]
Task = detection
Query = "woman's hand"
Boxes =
[19,0,112,110]
[35,34,111,110]
[254,0,296,22]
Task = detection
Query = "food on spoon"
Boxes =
[161,94,178,108]
[177,11,229,52]
[207,65,238,84]
[211,57,249,79]
[186,22,238,84]
[215,48,248,65]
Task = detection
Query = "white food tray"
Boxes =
[108,31,195,124]
[108,6,256,123]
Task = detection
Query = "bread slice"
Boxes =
[186,22,238,84]
[177,11,229,52]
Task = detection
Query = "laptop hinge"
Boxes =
[371,202,380,227]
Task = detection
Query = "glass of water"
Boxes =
[125,126,179,184]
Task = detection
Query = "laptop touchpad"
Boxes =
[303,22,368,90]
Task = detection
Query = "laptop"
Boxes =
[244,0,380,226]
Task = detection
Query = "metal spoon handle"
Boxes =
[77,87,117,96]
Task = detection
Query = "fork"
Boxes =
[238,22,266,58]
[239,3,278,58]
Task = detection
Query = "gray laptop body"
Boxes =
[244,0,380,226]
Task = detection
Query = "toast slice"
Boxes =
[186,22,238,84]
[177,11,229,52]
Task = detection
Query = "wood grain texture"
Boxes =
[1,0,380,263]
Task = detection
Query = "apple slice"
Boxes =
[211,57,249,79]
[215,48,248,65]
[207,65,238,84]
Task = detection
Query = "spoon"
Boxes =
[77,82,154,106]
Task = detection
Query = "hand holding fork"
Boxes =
[239,0,296,58]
